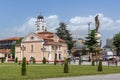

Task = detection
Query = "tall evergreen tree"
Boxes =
[113,32,120,56]
[85,29,98,59]
[21,57,26,76]
[56,22,73,50]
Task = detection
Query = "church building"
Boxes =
[15,15,68,62]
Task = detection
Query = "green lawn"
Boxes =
[0,63,120,80]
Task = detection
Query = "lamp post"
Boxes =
[41,46,46,59]
[21,45,25,59]
[52,45,57,65]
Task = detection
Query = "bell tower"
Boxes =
[35,15,46,33]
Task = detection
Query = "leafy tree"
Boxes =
[11,44,15,59]
[11,38,23,59]
[85,29,98,60]
[21,57,26,76]
[56,22,73,50]
[113,32,120,56]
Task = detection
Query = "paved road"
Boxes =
[43,74,120,80]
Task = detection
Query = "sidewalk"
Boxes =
[43,74,120,80]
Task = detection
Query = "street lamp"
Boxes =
[41,46,46,59]
[52,45,58,65]
[21,45,25,59]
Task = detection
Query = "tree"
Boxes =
[15,57,18,63]
[97,60,103,72]
[54,54,57,65]
[33,57,36,64]
[85,29,98,61]
[56,22,73,50]
[42,57,46,64]
[64,59,69,73]
[113,32,120,56]
[11,38,23,59]
[1,57,4,63]
[21,57,26,76]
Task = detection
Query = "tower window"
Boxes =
[42,26,44,30]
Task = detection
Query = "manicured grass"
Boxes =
[0,63,120,80]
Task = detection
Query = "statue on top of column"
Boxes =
[95,15,100,32]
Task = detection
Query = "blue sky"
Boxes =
[0,0,120,46]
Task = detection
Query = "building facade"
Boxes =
[0,37,20,61]
[15,15,68,62]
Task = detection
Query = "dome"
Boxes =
[95,32,101,39]
[37,15,44,19]
[74,40,86,49]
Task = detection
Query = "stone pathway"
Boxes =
[43,74,120,80]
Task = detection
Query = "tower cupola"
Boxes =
[35,15,46,33]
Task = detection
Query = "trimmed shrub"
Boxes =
[18,61,21,65]
[64,59,69,73]
[33,57,36,64]
[54,54,57,65]
[79,57,81,65]
[92,60,95,66]
[27,61,29,65]
[15,57,18,63]
[98,60,103,72]
[42,57,46,64]
[21,57,26,76]
[1,57,4,63]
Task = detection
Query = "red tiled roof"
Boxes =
[35,34,53,40]
[0,37,20,41]
[38,31,53,34]
[44,41,61,46]
[59,38,65,42]
[35,31,65,42]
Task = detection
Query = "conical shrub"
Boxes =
[79,57,81,65]
[21,57,26,76]
[54,54,57,65]
[64,59,69,73]
[15,57,18,63]
[98,60,103,72]
[1,57,4,63]
[92,60,95,66]
[33,57,36,64]
[42,57,46,64]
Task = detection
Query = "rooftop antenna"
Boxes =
[88,22,91,34]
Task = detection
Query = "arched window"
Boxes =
[30,45,33,51]
[59,54,61,60]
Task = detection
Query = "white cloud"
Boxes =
[45,15,59,32]
[9,15,60,37]
[3,13,120,46]
[16,17,36,33]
